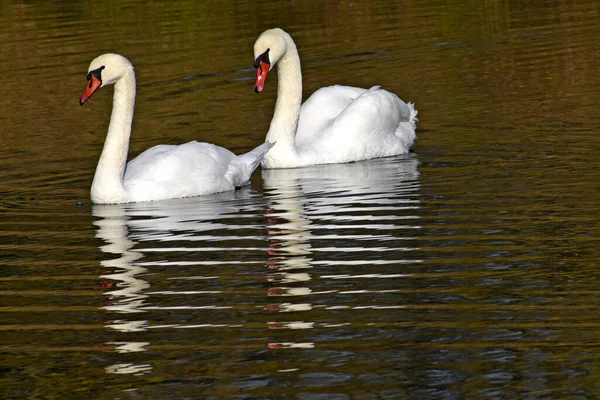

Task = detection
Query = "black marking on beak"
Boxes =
[253,48,270,69]
[80,65,106,106]
[87,65,105,86]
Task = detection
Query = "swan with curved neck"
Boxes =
[253,28,418,169]
[80,53,272,204]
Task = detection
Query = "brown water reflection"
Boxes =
[1,0,599,398]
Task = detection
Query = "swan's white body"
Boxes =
[81,53,272,204]
[253,28,418,169]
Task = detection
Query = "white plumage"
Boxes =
[253,28,418,169]
[80,53,272,204]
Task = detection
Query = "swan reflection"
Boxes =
[94,204,148,317]
[262,155,420,348]
[92,157,420,362]
[94,190,259,316]
[93,190,258,374]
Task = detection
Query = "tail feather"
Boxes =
[407,102,418,126]
[226,141,275,187]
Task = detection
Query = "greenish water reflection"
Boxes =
[0,0,599,398]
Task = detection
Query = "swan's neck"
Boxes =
[265,36,302,157]
[91,70,135,203]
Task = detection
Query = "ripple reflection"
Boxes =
[262,155,421,349]
[93,191,261,375]
[91,156,421,377]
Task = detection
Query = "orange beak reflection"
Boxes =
[80,75,102,105]
[254,61,270,93]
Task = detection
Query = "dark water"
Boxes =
[1,0,599,398]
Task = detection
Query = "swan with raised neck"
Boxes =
[80,53,273,204]
[253,28,418,169]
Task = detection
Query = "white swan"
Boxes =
[253,28,418,169]
[80,53,273,204]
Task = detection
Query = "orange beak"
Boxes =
[80,75,102,105]
[254,61,270,93]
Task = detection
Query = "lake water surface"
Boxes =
[1,0,599,398]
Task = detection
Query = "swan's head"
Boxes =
[253,28,289,93]
[80,53,134,105]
